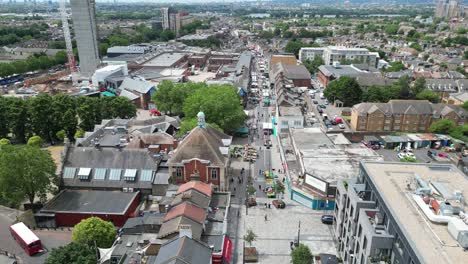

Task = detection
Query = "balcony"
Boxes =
[368,255,391,264]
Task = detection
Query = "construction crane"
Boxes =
[58,0,79,85]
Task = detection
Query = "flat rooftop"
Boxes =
[362,162,468,264]
[143,53,185,67]
[41,190,139,215]
[291,128,382,184]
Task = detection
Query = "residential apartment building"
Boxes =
[298,47,324,62]
[299,46,379,68]
[334,161,468,264]
[435,0,466,19]
[350,100,468,132]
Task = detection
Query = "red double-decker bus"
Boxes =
[9,222,43,255]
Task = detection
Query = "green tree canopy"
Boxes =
[72,217,116,248]
[416,90,439,103]
[291,244,313,264]
[0,145,56,206]
[429,119,456,134]
[152,81,206,116]
[385,61,405,72]
[183,84,246,133]
[45,242,97,264]
[177,118,223,137]
[302,57,324,75]
[284,41,320,57]
[244,229,257,247]
[27,135,43,148]
[0,138,11,145]
[462,101,468,111]
[411,77,426,96]
[323,76,362,107]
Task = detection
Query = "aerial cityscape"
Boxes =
[0,0,467,264]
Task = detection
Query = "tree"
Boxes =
[274,180,285,195]
[109,97,137,119]
[54,51,68,65]
[0,98,9,138]
[72,217,116,248]
[53,94,78,141]
[462,101,468,111]
[385,61,405,72]
[28,94,58,142]
[177,118,223,137]
[0,138,10,145]
[416,90,439,103]
[56,130,66,142]
[74,129,85,140]
[246,185,256,196]
[6,97,28,142]
[183,84,246,133]
[243,229,257,247]
[429,119,456,134]
[302,57,324,75]
[0,145,56,206]
[152,81,205,116]
[397,76,411,99]
[27,135,43,148]
[323,77,362,107]
[291,244,313,264]
[76,97,102,131]
[411,77,426,96]
[45,242,97,264]
[284,41,319,57]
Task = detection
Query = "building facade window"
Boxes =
[211,168,218,180]
[175,167,183,179]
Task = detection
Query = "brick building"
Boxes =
[350,100,468,132]
[167,112,232,191]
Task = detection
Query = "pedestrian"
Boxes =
[264,203,267,208]
[268,203,271,209]
[283,177,286,183]
[290,241,294,249]
[234,187,236,192]
[264,214,267,221]
[259,185,262,190]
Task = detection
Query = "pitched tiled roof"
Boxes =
[163,202,206,224]
[158,215,203,240]
[353,100,468,117]
[176,181,212,197]
[167,126,231,167]
[154,235,211,264]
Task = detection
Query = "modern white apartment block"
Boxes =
[299,46,379,68]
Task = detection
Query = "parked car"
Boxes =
[321,215,334,225]
[324,100,329,105]
[324,120,332,126]
[398,153,407,159]
[338,124,345,129]
[313,100,319,104]
[272,199,286,209]
[331,120,337,125]
[319,105,326,109]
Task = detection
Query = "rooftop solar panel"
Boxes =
[109,169,122,181]
[63,167,76,179]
